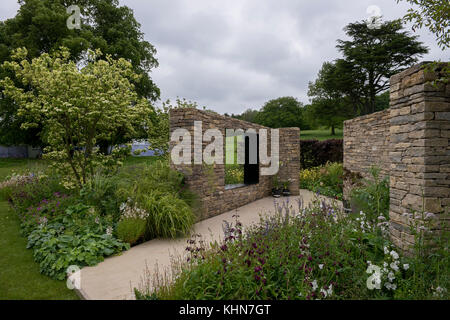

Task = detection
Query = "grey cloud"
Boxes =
[1,0,447,115]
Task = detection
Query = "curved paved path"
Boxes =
[76,190,341,300]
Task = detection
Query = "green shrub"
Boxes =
[26,203,129,280]
[350,166,390,223]
[225,164,244,185]
[80,173,123,221]
[299,162,343,200]
[115,160,197,239]
[116,218,147,245]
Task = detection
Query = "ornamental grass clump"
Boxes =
[116,198,149,245]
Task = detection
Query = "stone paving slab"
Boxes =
[76,190,340,300]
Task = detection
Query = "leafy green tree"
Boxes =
[395,0,449,87]
[147,98,200,157]
[231,109,260,123]
[308,62,354,135]
[1,47,154,188]
[336,19,428,115]
[0,0,159,146]
[396,0,450,50]
[375,91,390,112]
[254,97,308,129]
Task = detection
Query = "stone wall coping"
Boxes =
[170,107,270,130]
[344,109,390,126]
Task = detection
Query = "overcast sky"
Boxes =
[1,0,448,114]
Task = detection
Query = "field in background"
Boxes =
[300,128,343,141]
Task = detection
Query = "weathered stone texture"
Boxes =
[343,109,391,199]
[344,62,449,252]
[170,108,300,220]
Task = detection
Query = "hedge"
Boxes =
[300,139,343,169]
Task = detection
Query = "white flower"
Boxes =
[384,246,389,255]
[106,226,113,236]
[433,286,447,297]
[378,215,386,221]
[319,264,324,270]
[390,250,399,260]
[403,264,409,271]
[385,282,397,290]
[327,284,333,296]
[383,262,388,268]
[311,280,318,291]
[320,288,327,298]
[388,272,395,282]
[390,262,399,272]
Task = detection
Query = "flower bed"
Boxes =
[135,197,449,300]
[0,159,197,281]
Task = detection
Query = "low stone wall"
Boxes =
[343,62,450,252]
[170,108,300,220]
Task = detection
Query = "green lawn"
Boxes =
[0,156,161,300]
[0,159,78,299]
[300,128,343,141]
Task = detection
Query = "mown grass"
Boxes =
[0,156,160,300]
[301,129,343,141]
[0,158,78,299]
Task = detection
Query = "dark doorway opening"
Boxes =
[225,132,259,190]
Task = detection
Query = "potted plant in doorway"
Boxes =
[282,181,291,196]
[272,176,282,198]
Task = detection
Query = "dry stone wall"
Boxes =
[170,108,300,220]
[344,62,450,252]
[343,109,391,198]
[389,63,449,251]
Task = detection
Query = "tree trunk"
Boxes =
[331,125,336,136]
